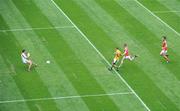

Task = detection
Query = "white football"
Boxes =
[46,60,50,64]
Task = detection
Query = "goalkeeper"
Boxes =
[21,49,37,71]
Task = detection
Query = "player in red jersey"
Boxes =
[119,44,137,68]
[160,36,170,63]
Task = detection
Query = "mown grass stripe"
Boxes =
[0,15,60,111]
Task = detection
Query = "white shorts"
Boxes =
[123,56,131,59]
[22,59,30,64]
[160,50,167,56]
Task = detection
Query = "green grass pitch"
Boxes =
[0,0,180,111]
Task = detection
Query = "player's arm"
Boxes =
[122,51,126,56]
[23,53,29,59]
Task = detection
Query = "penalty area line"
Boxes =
[0,92,134,104]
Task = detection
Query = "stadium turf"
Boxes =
[0,0,180,111]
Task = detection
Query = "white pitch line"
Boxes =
[135,0,180,37]
[50,0,150,111]
[0,92,133,104]
[35,104,43,111]
[153,10,180,14]
[0,26,75,32]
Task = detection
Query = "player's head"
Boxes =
[124,43,127,47]
[163,36,166,40]
[22,49,26,53]
[115,47,119,50]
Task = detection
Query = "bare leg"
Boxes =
[129,56,134,61]
[119,58,124,68]
[28,61,32,71]
[163,55,170,62]
[129,55,138,61]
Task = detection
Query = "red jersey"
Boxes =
[124,47,129,56]
[162,40,167,51]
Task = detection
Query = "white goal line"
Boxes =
[0,26,75,32]
[0,92,134,104]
